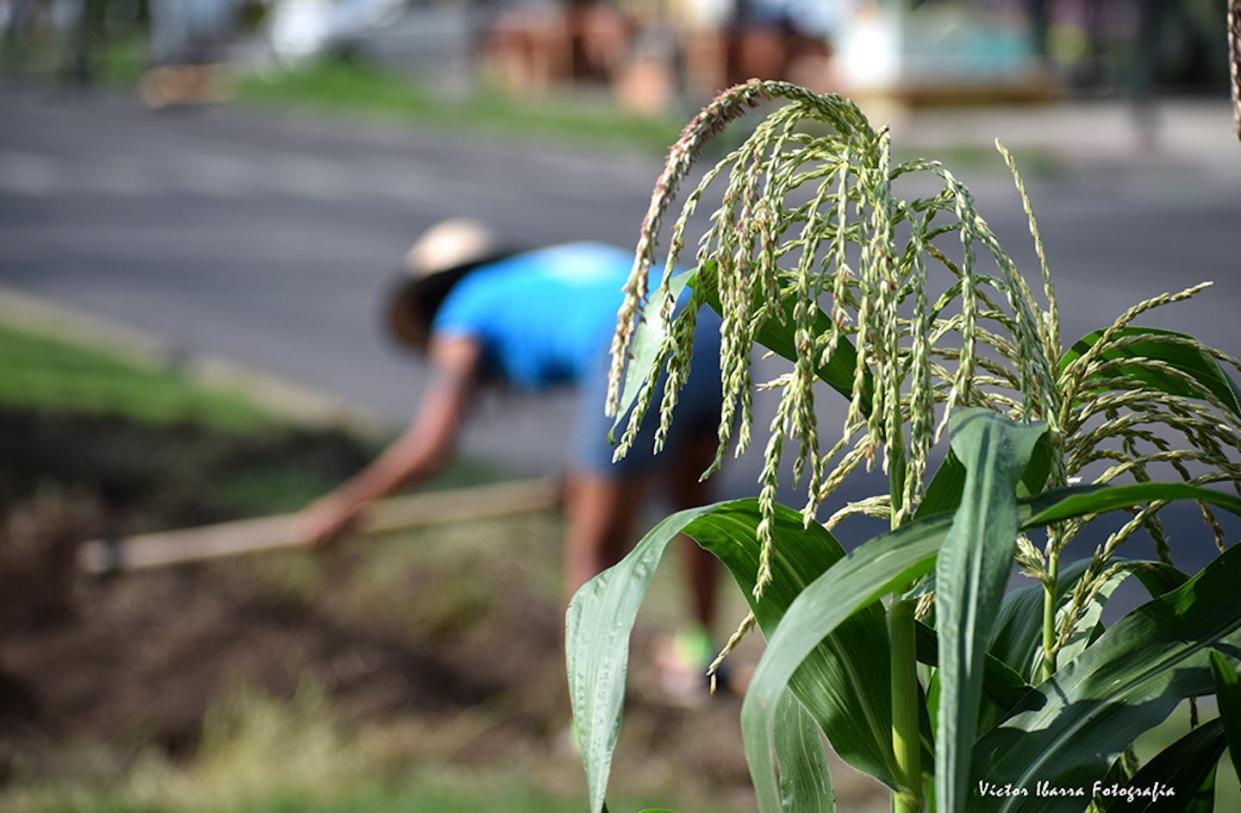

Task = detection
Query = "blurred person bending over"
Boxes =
[296,219,726,698]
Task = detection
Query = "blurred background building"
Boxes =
[1,1,1233,112]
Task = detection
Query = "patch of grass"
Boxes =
[892,144,1063,179]
[0,323,277,432]
[7,778,651,813]
[233,784,600,813]
[96,32,148,87]
[3,27,147,86]
[0,318,513,517]
[215,465,353,515]
[237,58,686,154]
[215,454,512,529]
[0,682,707,813]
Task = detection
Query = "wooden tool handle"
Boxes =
[78,478,558,575]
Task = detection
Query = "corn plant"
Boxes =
[566,80,1241,813]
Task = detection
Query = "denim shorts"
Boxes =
[572,312,723,477]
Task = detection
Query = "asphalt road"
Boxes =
[3,85,1239,586]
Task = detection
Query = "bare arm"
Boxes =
[296,336,481,547]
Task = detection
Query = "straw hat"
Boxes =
[386,218,503,350]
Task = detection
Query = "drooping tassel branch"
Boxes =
[606,80,1057,596]
[608,80,1240,607]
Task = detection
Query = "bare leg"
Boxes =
[562,472,647,608]
[669,437,720,631]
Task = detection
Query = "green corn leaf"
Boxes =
[739,479,1241,813]
[740,511,953,812]
[1182,762,1221,813]
[1097,718,1224,812]
[774,690,835,812]
[1209,649,1241,784]
[916,451,967,519]
[1014,432,1055,498]
[985,583,1043,679]
[987,560,1187,693]
[1061,325,1241,418]
[689,505,897,786]
[915,430,1054,522]
[1030,559,1192,680]
[1121,560,1189,599]
[914,621,1032,713]
[1023,481,1241,528]
[566,506,707,813]
[1032,566,1128,677]
[935,409,1047,813]
[970,544,1241,812]
[565,498,894,813]
[987,558,1090,684]
[979,559,1091,735]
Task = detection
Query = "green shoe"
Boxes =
[654,626,727,706]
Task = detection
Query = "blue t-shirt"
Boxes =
[432,242,646,390]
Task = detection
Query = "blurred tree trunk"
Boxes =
[69,0,109,87]
[1230,0,1241,140]
[2,0,40,73]
[1028,0,1051,59]
[1130,0,1161,147]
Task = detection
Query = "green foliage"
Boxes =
[5,773,628,813]
[1099,720,1225,812]
[1210,650,1241,784]
[566,500,896,811]
[2,681,696,813]
[774,689,836,811]
[0,322,275,430]
[567,459,1241,812]
[934,411,1046,812]
[973,544,1241,811]
[567,80,1241,813]
[986,557,1090,684]
[237,59,685,154]
[1060,326,1241,418]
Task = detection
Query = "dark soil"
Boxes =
[0,408,757,797]
[0,408,373,537]
[0,412,470,746]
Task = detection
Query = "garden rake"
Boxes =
[77,477,558,576]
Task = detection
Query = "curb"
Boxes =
[0,283,383,436]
